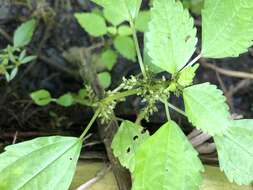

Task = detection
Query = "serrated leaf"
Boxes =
[98,72,111,89]
[214,119,253,185]
[30,89,52,106]
[183,83,231,135]
[56,93,74,107]
[100,49,118,70]
[178,64,199,87]
[75,13,107,37]
[0,136,81,190]
[14,19,36,48]
[147,0,197,74]
[135,11,151,32]
[202,0,253,58]
[132,121,204,190]
[113,36,136,61]
[143,33,163,73]
[112,120,149,172]
[91,0,142,22]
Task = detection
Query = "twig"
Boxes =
[189,132,212,147]
[12,131,18,144]
[76,164,112,190]
[200,58,253,79]
[196,143,216,154]
[0,27,12,41]
[187,129,202,140]
[215,72,234,110]
[227,79,252,97]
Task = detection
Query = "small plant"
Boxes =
[0,19,37,81]
[0,0,253,189]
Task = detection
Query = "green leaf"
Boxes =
[118,25,132,36]
[147,0,197,74]
[214,119,253,185]
[8,67,18,82]
[103,8,125,26]
[107,26,117,35]
[91,0,142,21]
[132,121,204,190]
[98,72,111,89]
[14,19,36,48]
[75,13,107,37]
[56,93,74,107]
[143,33,163,73]
[30,89,52,106]
[202,0,253,58]
[135,11,151,32]
[0,136,82,190]
[183,83,231,135]
[100,49,118,70]
[113,36,136,61]
[112,120,149,172]
[178,64,199,87]
[20,55,37,64]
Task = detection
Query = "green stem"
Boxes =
[167,103,187,117]
[135,111,146,124]
[163,100,171,121]
[103,89,141,103]
[186,54,202,68]
[79,109,100,140]
[129,19,147,79]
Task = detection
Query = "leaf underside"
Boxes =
[214,119,253,185]
[0,136,81,190]
[132,121,204,190]
[147,0,197,74]
[112,120,149,172]
[183,83,231,136]
[202,0,253,58]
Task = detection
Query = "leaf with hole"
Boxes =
[0,136,82,190]
[112,120,149,172]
